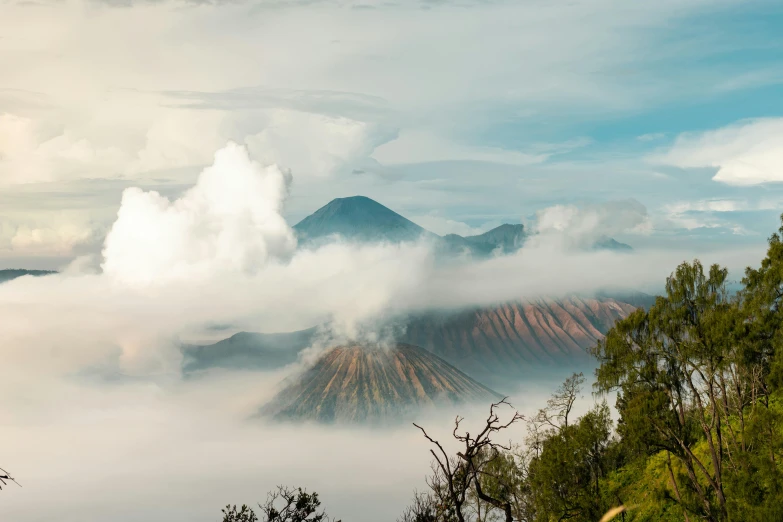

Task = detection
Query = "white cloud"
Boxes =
[663,199,746,214]
[372,131,592,166]
[373,130,549,166]
[529,199,651,249]
[0,113,126,184]
[409,214,485,237]
[0,211,98,257]
[658,198,778,235]
[654,118,783,185]
[8,223,94,256]
[102,142,297,286]
[0,106,392,186]
[127,109,231,175]
[244,109,395,179]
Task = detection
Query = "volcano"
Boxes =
[184,295,651,386]
[291,195,631,255]
[259,342,501,424]
[293,195,432,245]
[292,195,528,256]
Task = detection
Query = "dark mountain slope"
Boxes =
[293,196,431,244]
[182,328,317,373]
[0,269,56,284]
[593,235,633,251]
[441,224,527,256]
[292,195,631,255]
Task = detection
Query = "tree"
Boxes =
[413,399,525,522]
[0,467,20,491]
[221,486,339,522]
[536,372,585,430]
[397,490,446,522]
[591,260,738,520]
[589,252,783,521]
[223,505,258,522]
[467,446,530,522]
[526,374,613,522]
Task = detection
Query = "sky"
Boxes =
[1,0,783,268]
[2,0,783,520]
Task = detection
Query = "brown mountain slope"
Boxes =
[260,343,501,424]
[400,296,640,380]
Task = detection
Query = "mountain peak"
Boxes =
[592,235,633,251]
[292,195,628,256]
[293,196,429,244]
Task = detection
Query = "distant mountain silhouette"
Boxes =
[182,327,318,374]
[293,195,528,257]
[259,342,501,424]
[440,223,527,257]
[592,235,633,251]
[0,269,57,285]
[293,196,432,245]
[292,195,631,256]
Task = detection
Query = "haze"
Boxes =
[2,0,782,521]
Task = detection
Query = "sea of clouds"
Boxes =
[0,141,766,521]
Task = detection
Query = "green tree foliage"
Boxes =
[223,505,258,522]
[409,375,616,522]
[221,486,339,522]
[527,401,613,522]
[589,216,783,521]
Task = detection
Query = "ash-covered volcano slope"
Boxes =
[259,343,502,424]
[184,295,651,387]
[400,295,643,383]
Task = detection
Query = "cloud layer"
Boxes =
[656,118,783,186]
[0,139,768,522]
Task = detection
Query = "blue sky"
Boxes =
[1,0,783,267]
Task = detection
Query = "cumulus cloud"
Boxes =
[0,113,126,184]
[127,109,231,175]
[654,118,783,186]
[0,212,98,257]
[0,106,391,186]
[528,199,651,249]
[102,142,296,286]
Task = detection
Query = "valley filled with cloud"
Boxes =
[2,0,783,520]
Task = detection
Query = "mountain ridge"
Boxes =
[292,195,631,255]
[183,294,653,387]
